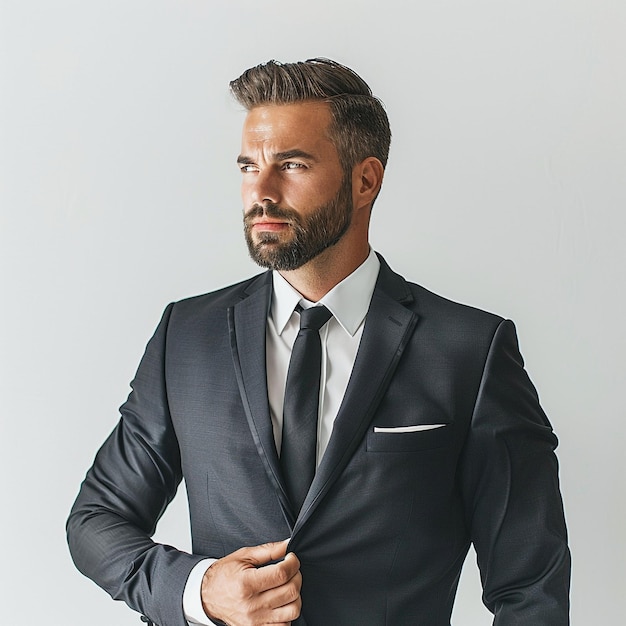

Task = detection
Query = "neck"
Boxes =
[278,241,370,302]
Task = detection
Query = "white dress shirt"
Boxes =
[183,250,380,625]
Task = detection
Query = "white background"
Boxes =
[1,1,624,624]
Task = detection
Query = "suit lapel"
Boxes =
[228,273,295,526]
[228,259,419,532]
[294,259,419,533]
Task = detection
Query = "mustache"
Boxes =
[244,203,301,224]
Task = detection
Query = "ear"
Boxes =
[352,157,385,211]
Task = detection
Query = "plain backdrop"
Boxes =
[1,1,624,624]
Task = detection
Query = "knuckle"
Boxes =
[288,579,302,598]
[235,576,252,598]
[286,599,302,620]
[278,579,301,608]
[276,566,291,585]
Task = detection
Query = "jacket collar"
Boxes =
[230,254,418,530]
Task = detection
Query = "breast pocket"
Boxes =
[366,422,453,452]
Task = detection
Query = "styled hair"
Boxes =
[230,58,391,173]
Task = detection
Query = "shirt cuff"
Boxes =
[183,558,219,625]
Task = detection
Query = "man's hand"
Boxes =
[201,539,302,626]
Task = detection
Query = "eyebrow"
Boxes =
[237,149,318,164]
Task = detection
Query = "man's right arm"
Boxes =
[67,304,205,626]
[67,304,302,626]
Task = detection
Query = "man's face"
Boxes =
[238,102,353,271]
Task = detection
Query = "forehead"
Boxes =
[241,102,334,149]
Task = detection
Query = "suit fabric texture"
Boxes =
[67,254,570,625]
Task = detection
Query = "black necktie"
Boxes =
[280,304,333,514]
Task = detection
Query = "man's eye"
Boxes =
[283,162,305,170]
[239,164,257,173]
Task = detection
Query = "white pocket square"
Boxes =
[373,424,447,433]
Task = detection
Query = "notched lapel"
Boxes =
[228,274,294,524]
[295,264,419,532]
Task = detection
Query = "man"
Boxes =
[67,58,570,626]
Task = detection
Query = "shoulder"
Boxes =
[410,280,502,328]
[374,254,512,364]
[376,253,503,329]
[168,271,270,317]
[147,272,271,342]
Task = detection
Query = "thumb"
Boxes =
[241,539,290,567]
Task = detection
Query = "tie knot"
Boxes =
[298,305,332,331]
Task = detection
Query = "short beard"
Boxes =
[243,175,353,271]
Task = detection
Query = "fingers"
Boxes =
[200,541,302,626]
[252,550,301,593]
[255,570,302,622]
[239,539,290,568]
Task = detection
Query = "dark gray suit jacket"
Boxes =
[67,255,570,625]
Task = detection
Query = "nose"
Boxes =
[244,167,281,207]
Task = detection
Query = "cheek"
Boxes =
[291,176,338,206]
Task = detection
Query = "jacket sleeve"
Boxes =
[460,319,571,624]
[66,303,205,626]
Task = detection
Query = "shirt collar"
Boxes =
[270,249,380,337]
